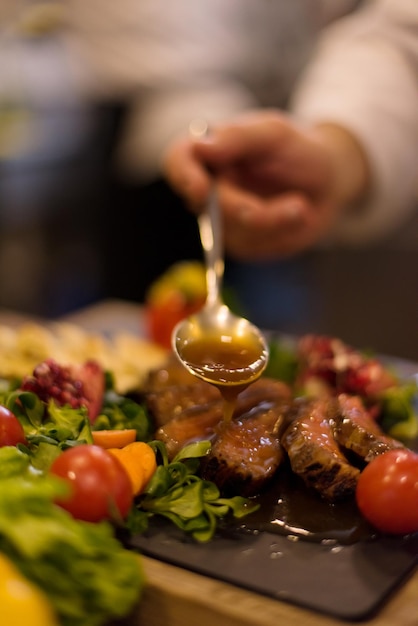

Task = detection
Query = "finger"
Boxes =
[219,183,307,230]
[221,191,334,260]
[224,209,313,260]
[193,110,291,167]
[163,137,212,209]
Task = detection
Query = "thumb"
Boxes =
[193,111,291,166]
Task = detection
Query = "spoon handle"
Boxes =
[189,119,225,309]
[198,189,224,308]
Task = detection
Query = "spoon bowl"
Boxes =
[172,300,269,388]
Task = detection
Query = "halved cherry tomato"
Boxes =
[0,405,27,447]
[92,429,137,449]
[50,445,133,522]
[356,448,418,535]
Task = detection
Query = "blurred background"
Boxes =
[0,0,417,359]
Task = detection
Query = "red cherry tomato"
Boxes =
[0,405,27,447]
[356,449,418,535]
[50,445,133,523]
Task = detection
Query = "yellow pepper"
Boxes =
[146,260,207,305]
[108,441,157,496]
[0,553,58,626]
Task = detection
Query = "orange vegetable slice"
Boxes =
[92,429,137,449]
[108,442,157,496]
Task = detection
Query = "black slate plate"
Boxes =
[129,523,418,621]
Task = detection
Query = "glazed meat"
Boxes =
[332,393,405,463]
[152,377,291,460]
[281,397,360,501]
[145,359,291,427]
[146,381,220,427]
[227,377,291,414]
[144,354,406,504]
[145,355,200,391]
[201,400,288,497]
[155,402,224,459]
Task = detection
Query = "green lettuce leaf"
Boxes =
[0,447,143,626]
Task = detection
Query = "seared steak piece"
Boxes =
[155,402,224,459]
[332,394,405,463]
[145,382,220,427]
[281,398,360,501]
[201,401,288,497]
[145,355,199,391]
[228,378,291,413]
[154,378,291,463]
[145,361,291,427]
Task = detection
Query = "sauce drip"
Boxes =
[179,332,266,422]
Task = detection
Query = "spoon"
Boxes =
[171,123,269,417]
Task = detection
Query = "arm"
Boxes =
[290,0,418,245]
[164,0,418,259]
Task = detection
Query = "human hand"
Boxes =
[163,110,368,260]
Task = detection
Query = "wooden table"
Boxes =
[2,299,418,626]
[134,557,418,626]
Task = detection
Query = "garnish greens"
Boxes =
[263,338,299,385]
[379,382,418,440]
[93,385,152,440]
[128,440,259,543]
[0,380,259,544]
[0,388,93,470]
[0,380,151,471]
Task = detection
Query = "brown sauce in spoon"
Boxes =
[179,332,267,422]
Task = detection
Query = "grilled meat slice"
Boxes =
[228,377,291,413]
[281,397,360,501]
[146,382,220,427]
[201,401,288,497]
[332,393,405,463]
[145,360,291,428]
[154,378,291,462]
[145,355,198,391]
[155,402,224,459]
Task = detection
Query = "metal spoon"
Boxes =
[171,121,269,391]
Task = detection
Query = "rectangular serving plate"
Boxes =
[129,342,418,622]
[129,522,418,622]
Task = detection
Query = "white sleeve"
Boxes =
[290,0,418,245]
[115,83,257,183]
[65,0,358,182]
